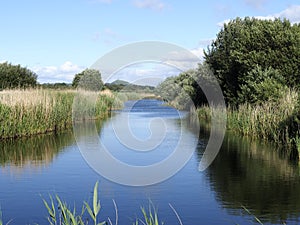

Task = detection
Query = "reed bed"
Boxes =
[0,89,116,139]
[196,89,300,158]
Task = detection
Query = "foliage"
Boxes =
[105,82,155,93]
[72,69,104,91]
[0,89,114,139]
[155,64,217,109]
[197,89,300,159]
[43,182,182,225]
[40,83,72,90]
[205,17,300,105]
[43,181,106,225]
[134,203,164,225]
[238,65,288,104]
[0,62,37,90]
[155,76,180,103]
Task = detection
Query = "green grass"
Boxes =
[42,182,177,225]
[133,202,164,225]
[0,89,116,139]
[0,182,287,225]
[196,89,300,159]
[43,181,106,225]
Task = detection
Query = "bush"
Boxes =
[238,66,288,104]
[205,17,300,105]
[0,62,37,90]
[72,69,104,91]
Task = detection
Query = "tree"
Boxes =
[156,76,180,102]
[155,64,214,109]
[205,17,300,105]
[72,69,104,91]
[238,66,288,104]
[0,62,37,89]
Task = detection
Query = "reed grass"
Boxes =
[196,89,300,159]
[134,202,164,225]
[43,181,106,225]
[0,89,116,139]
[42,182,167,225]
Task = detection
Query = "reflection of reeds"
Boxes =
[196,90,300,158]
[0,89,115,139]
[0,131,75,172]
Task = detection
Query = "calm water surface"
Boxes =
[0,99,299,224]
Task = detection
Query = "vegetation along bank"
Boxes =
[156,17,300,160]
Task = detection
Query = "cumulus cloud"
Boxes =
[218,5,300,27]
[132,0,166,11]
[191,47,205,60]
[107,62,181,86]
[33,61,85,84]
[217,19,232,27]
[275,5,300,24]
[108,47,203,86]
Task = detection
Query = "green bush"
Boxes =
[0,62,37,90]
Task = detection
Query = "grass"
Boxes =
[0,89,116,140]
[43,181,106,225]
[196,89,300,159]
[0,88,157,140]
[42,182,177,225]
[0,182,287,225]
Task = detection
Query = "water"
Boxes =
[0,99,299,224]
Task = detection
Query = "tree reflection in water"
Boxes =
[196,122,300,224]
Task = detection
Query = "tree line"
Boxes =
[2,16,300,102]
[157,17,300,108]
[0,63,153,92]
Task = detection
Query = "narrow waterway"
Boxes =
[0,99,299,224]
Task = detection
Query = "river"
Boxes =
[0,99,299,224]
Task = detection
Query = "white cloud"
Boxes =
[217,19,232,27]
[33,61,85,83]
[275,5,300,24]
[191,47,205,60]
[218,5,300,27]
[107,62,180,86]
[111,47,205,86]
[113,48,202,85]
[132,0,166,11]
[198,38,214,48]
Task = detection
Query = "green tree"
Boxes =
[72,69,104,91]
[0,62,37,89]
[205,17,300,105]
[238,66,288,104]
[155,64,216,109]
[156,76,180,102]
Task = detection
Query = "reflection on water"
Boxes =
[0,119,106,175]
[0,131,74,171]
[0,100,300,224]
[202,126,300,224]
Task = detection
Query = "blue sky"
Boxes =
[1,0,300,83]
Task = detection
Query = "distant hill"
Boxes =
[105,80,155,93]
[110,79,130,86]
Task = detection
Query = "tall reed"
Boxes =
[196,89,300,158]
[0,89,115,139]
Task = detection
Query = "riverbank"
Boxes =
[0,89,117,140]
[196,89,300,160]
